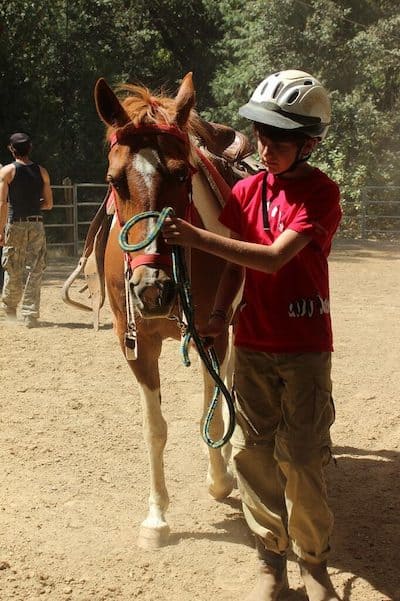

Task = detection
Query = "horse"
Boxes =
[93,73,245,549]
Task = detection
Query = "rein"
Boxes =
[119,207,235,449]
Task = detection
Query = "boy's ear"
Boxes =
[302,137,319,156]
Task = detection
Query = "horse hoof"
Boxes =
[137,523,170,549]
[208,473,235,501]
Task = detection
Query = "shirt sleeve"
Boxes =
[218,186,244,237]
[287,183,342,249]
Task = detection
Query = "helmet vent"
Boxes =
[271,83,283,98]
[287,90,300,104]
[304,79,313,86]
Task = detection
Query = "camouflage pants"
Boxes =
[0,247,4,291]
[1,222,47,318]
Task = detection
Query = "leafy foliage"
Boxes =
[0,0,222,181]
[1,0,399,229]
[209,0,400,208]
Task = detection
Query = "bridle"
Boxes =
[109,122,191,147]
[108,123,197,273]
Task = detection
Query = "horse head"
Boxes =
[94,73,197,318]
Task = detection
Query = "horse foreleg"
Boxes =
[135,381,170,549]
[123,330,170,550]
[200,352,236,501]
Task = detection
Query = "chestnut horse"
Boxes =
[94,73,239,548]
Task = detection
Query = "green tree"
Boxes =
[208,0,400,207]
[0,0,63,167]
[0,0,223,182]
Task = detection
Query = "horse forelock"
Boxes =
[119,84,178,128]
[105,82,214,149]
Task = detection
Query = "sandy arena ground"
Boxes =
[0,240,399,601]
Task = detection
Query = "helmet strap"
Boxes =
[276,141,311,177]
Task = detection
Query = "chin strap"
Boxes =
[276,142,312,177]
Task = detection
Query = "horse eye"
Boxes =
[174,167,189,183]
[107,172,124,191]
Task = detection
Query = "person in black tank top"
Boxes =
[8,162,44,221]
[0,133,53,327]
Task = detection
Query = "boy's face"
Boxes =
[255,129,318,175]
[257,134,299,174]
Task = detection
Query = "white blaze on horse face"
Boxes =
[133,148,160,255]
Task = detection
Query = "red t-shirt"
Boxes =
[219,169,341,352]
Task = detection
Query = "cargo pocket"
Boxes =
[3,225,24,272]
[2,245,20,273]
[230,384,250,448]
[313,378,336,439]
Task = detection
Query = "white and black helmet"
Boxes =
[239,70,331,140]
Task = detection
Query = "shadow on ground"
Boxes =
[328,445,399,600]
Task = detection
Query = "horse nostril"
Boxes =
[162,280,176,304]
[141,286,160,307]
[162,279,171,290]
[136,279,176,310]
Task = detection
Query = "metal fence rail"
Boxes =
[45,183,108,255]
[360,186,400,238]
[45,183,400,255]
[339,186,400,240]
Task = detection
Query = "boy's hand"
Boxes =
[199,314,227,348]
[162,217,199,247]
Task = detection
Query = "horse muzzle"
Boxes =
[130,265,177,318]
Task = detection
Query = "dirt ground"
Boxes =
[0,239,399,601]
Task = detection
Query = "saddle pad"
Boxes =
[190,147,231,237]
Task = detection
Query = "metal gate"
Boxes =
[339,186,400,240]
[45,182,108,255]
[359,186,400,238]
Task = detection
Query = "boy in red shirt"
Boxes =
[163,70,341,601]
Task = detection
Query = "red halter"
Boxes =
[109,122,191,149]
[108,123,196,272]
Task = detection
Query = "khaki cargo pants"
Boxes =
[1,222,47,318]
[232,347,335,564]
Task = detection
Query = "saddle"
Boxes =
[61,121,263,328]
[61,197,112,330]
[194,118,263,187]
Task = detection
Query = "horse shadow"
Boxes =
[326,445,399,600]
[34,320,113,330]
[168,495,253,548]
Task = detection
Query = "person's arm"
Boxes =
[39,166,53,210]
[200,242,245,340]
[162,217,311,274]
[0,165,14,246]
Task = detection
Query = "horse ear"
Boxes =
[174,72,196,129]
[94,78,130,128]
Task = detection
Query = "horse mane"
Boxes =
[106,82,215,149]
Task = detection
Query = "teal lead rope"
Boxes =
[119,208,171,252]
[119,207,235,448]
